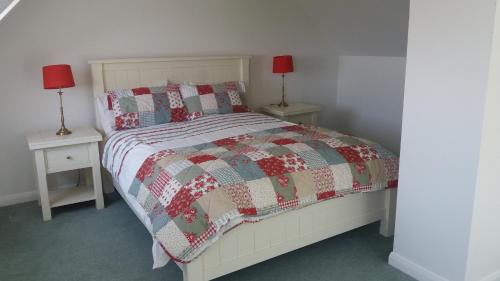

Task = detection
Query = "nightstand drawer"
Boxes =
[45,144,91,173]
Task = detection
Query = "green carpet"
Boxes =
[0,193,413,281]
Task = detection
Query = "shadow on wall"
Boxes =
[335,55,406,154]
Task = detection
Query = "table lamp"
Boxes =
[42,64,75,136]
[272,55,294,107]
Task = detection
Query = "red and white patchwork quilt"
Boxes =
[102,113,398,263]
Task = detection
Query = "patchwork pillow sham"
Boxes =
[178,81,249,119]
[107,85,188,130]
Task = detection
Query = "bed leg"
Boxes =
[183,257,205,281]
[379,188,397,237]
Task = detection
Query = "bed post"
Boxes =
[183,257,205,281]
[379,188,397,237]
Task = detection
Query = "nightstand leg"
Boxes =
[34,150,51,221]
[90,143,104,209]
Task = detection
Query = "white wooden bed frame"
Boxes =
[89,56,397,281]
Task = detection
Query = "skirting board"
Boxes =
[480,270,500,281]
[389,252,449,281]
[0,190,38,207]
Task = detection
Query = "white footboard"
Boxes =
[181,189,397,281]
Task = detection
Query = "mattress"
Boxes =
[102,112,399,266]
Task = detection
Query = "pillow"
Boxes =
[179,81,249,119]
[107,85,188,130]
[95,96,116,136]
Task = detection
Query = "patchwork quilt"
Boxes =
[103,113,398,263]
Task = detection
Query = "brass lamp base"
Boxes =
[56,126,72,136]
[278,73,289,107]
[277,100,289,107]
[55,89,71,136]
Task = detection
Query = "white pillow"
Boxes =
[95,96,115,136]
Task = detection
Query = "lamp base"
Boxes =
[277,100,289,107]
[56,127,72,136]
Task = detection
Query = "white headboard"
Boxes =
[88,55,251,132]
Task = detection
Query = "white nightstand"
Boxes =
[261,103,321,125]
[26,127,104,221]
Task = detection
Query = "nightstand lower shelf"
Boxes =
[49,185,96,208]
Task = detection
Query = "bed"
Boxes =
[89,56,398,281]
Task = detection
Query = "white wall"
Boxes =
[465,2,500,280]
[0,0,409,205]
[389,1,500,281]
[336,56,406,153]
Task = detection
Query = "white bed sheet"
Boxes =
[103,113,292,268]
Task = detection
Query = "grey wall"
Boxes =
[336,56,406,154]
[299,0,409,148]
[0,0,409,205]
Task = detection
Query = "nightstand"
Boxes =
[26,127,104,221]
[261,103,321,125]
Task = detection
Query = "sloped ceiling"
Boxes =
[0,0,20,22]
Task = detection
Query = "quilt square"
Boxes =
[209,167,245,185]
[269,174,298,203]
[349,162,371,192]
[176,165,205,186]
[200,94,218,114]
[167,91,184,109]
[337,136,365,146]
[290,170,315,199]
[131,87,151,95]
[185,172,220,199]
[228,91,243,105]
[214,92,232,113]
[138,111,155,127]
[304,140,331,150]
[172,201,211,245]
[256,157,287,177]
[196,85,214,95]
[311,167,335,195]
[285,143,314,153]
[135,94,154,112]
[244,150,273,161]
[166,187,196,218]
[224,154,266,181]
[115,113,139,130]
[197,159,231,172]
[297,150,328,168]
[272,138,297,146]
[329,164,353,192]
[316,148,346,165]
[336,147,364,163]
[156,222,191,257]
[222,183,256,215]
[189,154,218,164]
[278,153,308,173]
[351,144,380,161]
[266,146,293,157]
[165,159,193,176]
[321,138,345,149]
[247,178,278,209]
[366,159,388,187]
[197,188,236,220]
[118,96,138,113]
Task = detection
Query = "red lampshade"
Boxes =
[42,64,75,89]
[272,55,294,74]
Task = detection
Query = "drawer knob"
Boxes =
[66,156,73,160]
